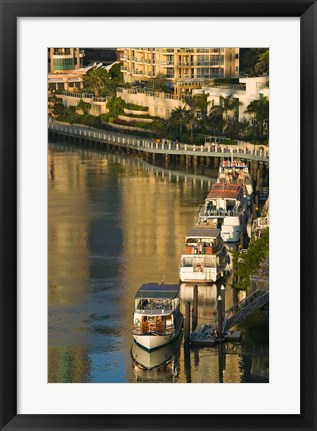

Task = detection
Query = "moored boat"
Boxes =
[132,283,183,351]
[198,182,249,243]
[179,226,228,283]
[218,159,253,206]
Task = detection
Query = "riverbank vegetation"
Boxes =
[233,228,269,292]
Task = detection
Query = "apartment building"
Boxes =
[117,48,239,85]
[48,48,85,73]
[193,76,269,121]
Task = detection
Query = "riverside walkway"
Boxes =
[48,120,269,165]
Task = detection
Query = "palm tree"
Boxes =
[193,92,210,133]
[255,50,269,76]
[245,97,269,140]
[147,73,169,92]
[106,96,126,118]
[169,106,191,136]
[83,68,110,97]
[209,95,241,131]
[208,111,225,135]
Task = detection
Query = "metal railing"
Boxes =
[198,207,240,218]
[222,289,269,333]
[61,91,109,103]
[48,120,269,162]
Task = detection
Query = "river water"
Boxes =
[48,143,269,383]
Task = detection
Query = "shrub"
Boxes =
[126,103,148,111]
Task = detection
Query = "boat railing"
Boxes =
[135,308,173,315]
[131,324,175,335]
[184,245,214,255]
[198,207,240,218]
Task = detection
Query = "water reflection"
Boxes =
[48,144,268,383]
[131,332,182,374]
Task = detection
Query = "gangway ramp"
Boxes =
[222,288,269,333]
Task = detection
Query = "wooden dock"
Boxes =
[190,324,242,346]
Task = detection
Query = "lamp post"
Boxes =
[217,295,223,341]
[220,284,226,314]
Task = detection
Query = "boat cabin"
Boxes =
[133,284,180,334]
[181,227,225,274]
[184,227,221,255]
[204,183,245,216]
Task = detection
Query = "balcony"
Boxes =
[196,61,221,66]
[196,48,223,53]
[161,61,175,66]
[177,48,194,53]
[176,62,193,66]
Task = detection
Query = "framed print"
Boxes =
[0,1,316,430]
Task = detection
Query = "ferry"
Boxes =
[179,226,228,283]
[218,159,253,206]
[198,182,249,243]
[131,283,183,351]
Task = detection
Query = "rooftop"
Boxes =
[135,283,180,300]
[207,183,242,200]
[186,227,220,239]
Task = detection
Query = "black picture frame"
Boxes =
[0,1,316,430]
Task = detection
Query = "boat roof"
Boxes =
[207,183,242,199]
[135,283,180,299]
[186,227,220,239]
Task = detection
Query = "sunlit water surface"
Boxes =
[48,144,268,383]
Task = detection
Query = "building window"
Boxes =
[53,58,74,70]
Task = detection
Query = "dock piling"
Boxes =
[217,295,223,340]
[184,301,191,343]
[192,285,198,331]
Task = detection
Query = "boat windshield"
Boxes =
[136,298,174,311]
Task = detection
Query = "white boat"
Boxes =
[218,159,253,206]
[132,283,183,351]
[179,226,228,283]
[198,182,249,243]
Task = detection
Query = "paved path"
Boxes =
[48,120,269,163]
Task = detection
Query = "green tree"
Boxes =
[233,229,269,291]
[255,50,269,76]
[147,73,170,92]
[193,92,210,133]
[108,62,123,82]
[83,67,110,97]
[208,111,225,135]
[150,119,167,136]
[245,96,269,140]
[209,95,241,132]
[77,99,91,115]
[168,106,191,136]
[183,96,198,138]
[106,96,126,118]
[52,102,66,117]
[241,48,267,76]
